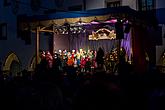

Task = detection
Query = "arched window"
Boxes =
[161,51,165,66]
[28,56,36,72]
[3,52,21,76]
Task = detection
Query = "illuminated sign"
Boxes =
[89,28,116,40]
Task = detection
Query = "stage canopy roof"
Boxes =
[26,6,136,20]
[18,6,137,32]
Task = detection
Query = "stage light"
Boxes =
[104,17,117,24]
[73,31,76,34]
[62,31,65,34]
[65,31,68,34]
[90,17,100,24]
[78,30,81,33]
[83,29,86,33]
[76,18,90,26]
[70,27,74,31]
[54,19,87,35]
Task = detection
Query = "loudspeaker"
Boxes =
[115,20,124,39]
[124,23,131,33]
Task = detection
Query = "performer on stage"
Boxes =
[67,52,74,66]
[76,50,81,67]
[52,51,62,71]
[85,55,91,72]
[80,55,86,72]
[71,49,76,59]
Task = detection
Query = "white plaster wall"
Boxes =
[64,0,83,8]
[64,0,137,10]
[86,0,105,10]
[156,0,165,9]
[122,0,137,10]
[64,0,104,10]
[86,0,137,10]
[54,0,140,12]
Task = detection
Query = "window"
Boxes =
[107,1,121,8]
[3,0,11,6]
[0,23,7,40]
[138,0,155,11]
[68,5,82,11]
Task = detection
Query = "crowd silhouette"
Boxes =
[0,47,165,110]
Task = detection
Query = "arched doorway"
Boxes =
[28,55,42,72]
[28,56,36,72]
[158,50,165,73]
[3,52,21,76]
[10,60,21,76]
[159,50,165,66]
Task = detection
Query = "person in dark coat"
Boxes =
[96,47,104,68]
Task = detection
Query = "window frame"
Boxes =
[0,23,7,40]
[68,5,83,11]
[3,0,11,6]
[138,0,155,11]
[106,0,121,8]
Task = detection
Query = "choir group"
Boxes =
[39,48,119,73]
